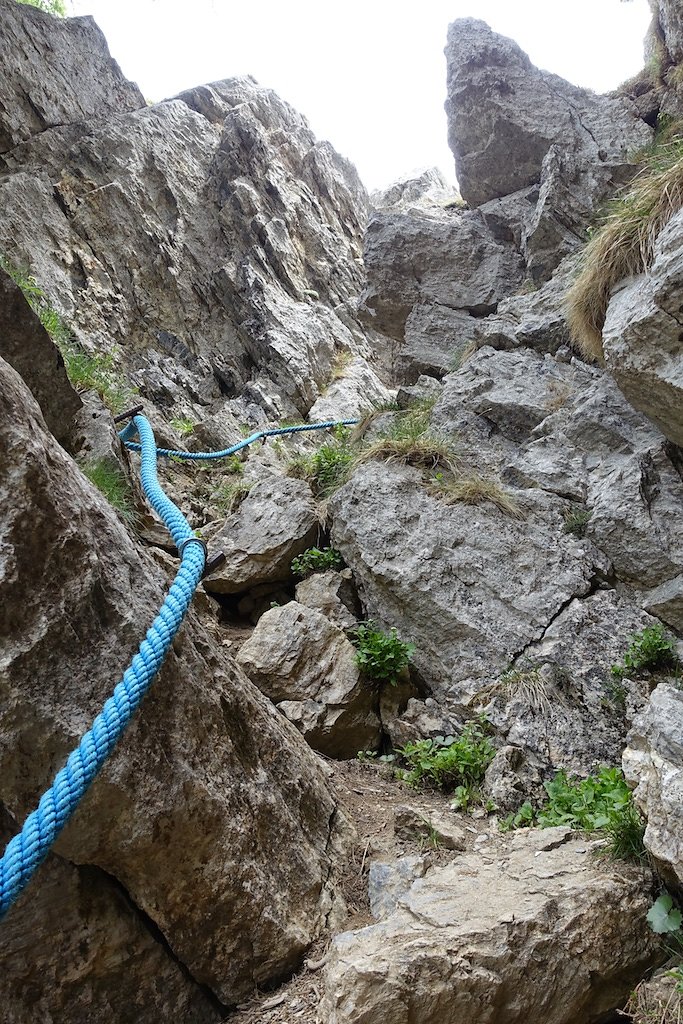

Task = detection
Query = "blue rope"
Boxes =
[122,418,359,460]
[0,415,205,920]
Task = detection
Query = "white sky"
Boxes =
[69,0,652,191]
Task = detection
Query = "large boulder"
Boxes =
[322,827,659,1024]
[445,19,651,209]
[0,354,348,1008]
[0,0,144,153]
[623,683,683,888]
[237,602,381,758]
[602,206,683,449]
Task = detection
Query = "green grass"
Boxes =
[210,480,252,515]
[611,623,680,680]
[429,472,523,519]
[81,458,139,527]
[500,766,647,861]
[563,507,592,537]
[355,403,455,471]
[350,622,415,685]
[291,546,344,578]
[398,720,495,793]
[16,0,66,13]
[170,417,195,437]
[288,429,355,497]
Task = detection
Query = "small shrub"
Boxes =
[170,417,195,437]
[398,720,495,792]
[81,458,139,527]
[350,622,415,685]
[288,433,354,497]
[291,546,344,578]
[501,766,646,860]
[611,623,680,680]
[563,506,592,538]
[210,480,251,514]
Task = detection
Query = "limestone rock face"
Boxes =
[602,207,683,448]
[203,475,319,596]
[0,74,372,422]
[623,684,683,887]
[322,828,659,1024]
[0,355,347,1007]
[0,0,144,153]
[237,602,381,758]
[0,268,81,448]
[445,18,651,209]
[649,0,683,63]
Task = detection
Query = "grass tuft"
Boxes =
[210,480,252,515]
[430,473,523,519]
[81,458,139,527]
[355,404,455,471]
[566,127,683,360]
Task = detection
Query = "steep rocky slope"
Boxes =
[1,1,683,1022]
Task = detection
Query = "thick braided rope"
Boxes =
[122,418,359,461]
[0,415,205,920]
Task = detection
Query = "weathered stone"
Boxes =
[322,828,659,1024]
[0,0,144,153]
[0,808,219,1024]
[624,683,683,888]
[371,168,461,216]
[367,856,426,921]
[307,356,392,423]
[393,805,467,851]
[383,697,464,750]
[483,745,545,814]
[0,355,347,1006]
[0,268,81,448]
[602,207,683,449]
[649,0,683,63]
[445,18,651,209]
[203,475,319,595]
[400,303,479,381]
[395,375,443,409]
[295,569,360,631]
[236,602,381,758]
[359,207,524,343]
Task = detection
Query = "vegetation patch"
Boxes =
[397,720,495,803]
[170,417,195,437]
[611,623,680,681]
[291,546,344,578]
[210,480,252,515]
[566,125,683,361]
[500,766,646,862]
[563,506,592,538]
[355,402,455,472]
[429,472,523,519]
[288,427,355,497]
[81,458,139,527]
[478,662,552,715]
[349,622,415,685]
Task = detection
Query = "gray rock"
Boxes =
[0,808,218,1024]
[295,569,360,631]
[445,18,651,209]
[483,745,545,814]
[392,805,467,851]
[0,0,144,153]
[371,168,461,215]
[367,856,426,921]
[400,303,479,381]
[203,475,319,595]
[322,828,659,1024]
[623,683,683,887]
[602,206,683,449]
[236,602,381,758]
[649,0,683,63]
[0,268,81,448]
[395,375,443,409]
[0,355,347,1006]
[359,207,524,343]
[307,356,392,422]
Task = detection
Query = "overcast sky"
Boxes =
[70,0,652,191]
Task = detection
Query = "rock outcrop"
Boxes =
[0,352,347,1008]
[322,828,659,1024]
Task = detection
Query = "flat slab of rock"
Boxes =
[203,476,319,595]
[393,805,467,851]
[237,602,381,758]
[322,828,659,1024]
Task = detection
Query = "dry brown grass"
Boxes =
[566,130,683,362]
[354,403,456,471]
[429,473,524,519]
[623,974,683,1024]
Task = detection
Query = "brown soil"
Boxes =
[224,758,490,1024]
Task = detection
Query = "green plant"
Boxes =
[611,624,680,680]
[605,800,647,861]
[563,506,592,537]
[500,800,536,831]
[16,0,66,15]
[566,125,683,360]
[291,546,344,578]
[356,404,455,471]
[398,720,495,792]
[648,894,683,947]
[1,255,72,346]
[210,480,252,514]
[170,417,195,437]
[81,458,139,527]
[288,433,354,497]
[350,622,415,685]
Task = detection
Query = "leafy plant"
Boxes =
[81,458,139,527]
[288,432,354,497]
[1,254,71,346]
[563,506,592,538]
[170,417,195,437]
[611,623,680,680]
[649,894,683,937]
[291,546,344,578]
[16,0,66,15]
[398,720,495,792]
[350,622,415,685]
